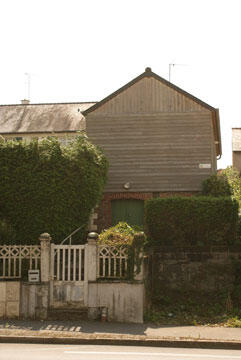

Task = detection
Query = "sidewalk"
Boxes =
[0,320,241,349]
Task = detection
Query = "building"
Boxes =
[0,67,222,231]
[232,128,241,172]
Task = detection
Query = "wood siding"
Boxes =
[232,129,241,172]
[232,129,241,151]
[87,112,215,192]
[233,152,241,173]
[86,75,216,192]
[92,77,210,115]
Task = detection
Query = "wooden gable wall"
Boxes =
[86,77,216,193]
[90,77,209,114]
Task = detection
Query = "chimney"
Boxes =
[21,99,30,105]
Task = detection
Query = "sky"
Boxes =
[0,0,240,169]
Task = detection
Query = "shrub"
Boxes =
[202,167,241,204]
[0,135,108,245]
[201,174,231,197]
[145,196,239,246]
[98,222,141,246]
[98,222,146,280]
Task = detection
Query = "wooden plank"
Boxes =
[86,103,214,193]
[62,248,65,281]
[78,249,81,281]
[67,247,71,281]
[73,248,76,281]
[90,77,208,114]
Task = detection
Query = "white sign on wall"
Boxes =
[199,164,211,169]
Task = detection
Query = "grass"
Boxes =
[144,289,241,327]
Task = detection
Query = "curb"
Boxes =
[0,335,241,350]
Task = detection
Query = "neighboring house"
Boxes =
[0,101,95,142]
[0,67,222,232]
[232,128,241,172]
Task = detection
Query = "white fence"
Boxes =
[0,245,40,279]
[97,245,129,278]
[51,244,85,281]
[0,240,131,281]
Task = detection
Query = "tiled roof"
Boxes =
[0,102,96,134]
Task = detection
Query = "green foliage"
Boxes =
[98,221,146,246]
[145,288,241,327]
[0,135,108,245]
[98,222,137,246]
[98,222,146,279]
[201,174,231,197]
[202,166,241,204]
[145,196,239,246]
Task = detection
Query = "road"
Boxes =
[1,344,241,360]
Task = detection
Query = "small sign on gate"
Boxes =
[28,270,40,282]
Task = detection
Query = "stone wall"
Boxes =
[88,282,144,323]
[0,282,20,318]
[148,246,241,294]
[20,283,49,319]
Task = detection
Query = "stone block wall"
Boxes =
[148,247,241,294]
[20,283,49,319]
[0,282,20,318]
[88,282,144,323]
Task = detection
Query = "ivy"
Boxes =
[0,135,108,244]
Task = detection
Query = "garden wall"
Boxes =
[148,246,241,294]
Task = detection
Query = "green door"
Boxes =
[111,199,144,227]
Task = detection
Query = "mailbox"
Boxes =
[28,269,40,282]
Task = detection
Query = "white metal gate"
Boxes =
[50,244,87,308]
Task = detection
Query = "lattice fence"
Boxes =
[97,245,130,278]
[0,245,41,279]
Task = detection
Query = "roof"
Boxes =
[0,68,221,157]
[83,67,222,157]
[0,102,95,134]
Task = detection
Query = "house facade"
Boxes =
[232,128,241,172]
[0,68,221,232]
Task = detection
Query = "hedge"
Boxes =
[202,166,241,203]
[0,135,108,245]
[145,196,239,246]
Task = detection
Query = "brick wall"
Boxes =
[93,191,196,233]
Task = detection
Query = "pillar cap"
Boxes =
[88,232,98,240]
[39,233,52,241]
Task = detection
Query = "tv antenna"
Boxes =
[25,72,31,100]
[168,63,187,82]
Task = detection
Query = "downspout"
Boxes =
[215,109,222,160]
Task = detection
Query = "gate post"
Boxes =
[39,233,51,282]
[84,232,98,306]
[86,232,98,282]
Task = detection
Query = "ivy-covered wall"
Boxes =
[0,136,108,244]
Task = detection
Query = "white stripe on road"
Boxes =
[65,351,241,358]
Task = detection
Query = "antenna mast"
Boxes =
[168,63,187,82]
[25,73,31,100]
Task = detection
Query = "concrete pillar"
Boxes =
[39,233,51,282]
[134,250,144,281]
[133,232,145,281]
[86,232,98,282]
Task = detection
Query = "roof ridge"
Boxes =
[82,68,215,116]
[0,101,97,107]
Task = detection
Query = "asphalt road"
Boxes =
[1,344,241,360]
